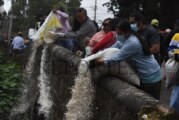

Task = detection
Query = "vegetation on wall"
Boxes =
[0,52,23,120]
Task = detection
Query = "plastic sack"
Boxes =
[31,11,62,45]
[165,58,179,89]
[82,48,140,86]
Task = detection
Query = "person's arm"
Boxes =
[88,31,101,47]
[103,40,141,65]
[56,10,69,19]
[89,40,97,47]
[65,21,95,39]
[20,38,24,48]
[110,41,124,49]
[149,28,160,54]
[92,32,114,53]
[150,44,160,54]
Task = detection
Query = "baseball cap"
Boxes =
[151,19,159,26]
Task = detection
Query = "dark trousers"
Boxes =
[58,38,80,53]
[12,49,23,58]
[58,39,86,57]
[140,80,162,100]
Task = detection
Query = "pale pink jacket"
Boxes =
[88,30,107,47]
[56,10,71,33]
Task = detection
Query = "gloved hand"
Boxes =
[57,32,65,37]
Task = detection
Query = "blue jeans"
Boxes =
[170,85,179,112]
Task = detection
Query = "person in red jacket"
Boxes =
[87,18,112,47]
[91,19,118,54]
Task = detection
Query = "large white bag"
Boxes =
[165,58,179,88]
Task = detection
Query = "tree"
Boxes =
[103,0,179,29]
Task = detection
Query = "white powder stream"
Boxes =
[11,45,38,116]
[38,46,52,118]
[65,60,95,120]
[65,48,122,120]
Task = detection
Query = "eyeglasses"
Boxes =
[103,23,109,26]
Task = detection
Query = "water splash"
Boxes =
[65,61,95,120]
[38,45,52,118]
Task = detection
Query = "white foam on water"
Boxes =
[38,46,52,118]
[65,61,95,120]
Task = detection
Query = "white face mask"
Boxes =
[130,23,139,32]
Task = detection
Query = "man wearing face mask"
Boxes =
[129,13,161,65]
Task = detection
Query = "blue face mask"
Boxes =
[116,34,125,42]
[130,23,139,32]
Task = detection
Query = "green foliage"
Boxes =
[103,0,161,24]
[103,0,179,28]
[0,52,23,119]
[0,52,6,63]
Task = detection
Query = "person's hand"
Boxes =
[97,57,104,65]
[84,37,90,46]
[85,46,92,56]
[49,31,57,35]
[57,32,65,37]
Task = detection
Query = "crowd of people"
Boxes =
[11,6,179,113]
